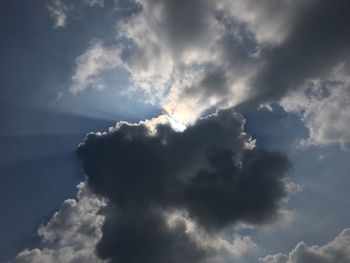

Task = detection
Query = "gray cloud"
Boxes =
[280,62,350,149]
[260,228,350,263]
[47,0,72,28]
[32,1,350,262]
[77,109,292,263]
[146,0,213,53]
[247,0,350,106]
[47,0,105,29]
[69,0,350,126]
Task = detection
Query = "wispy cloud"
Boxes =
[70,42,122,94]
[47,0,105,28]
[47,0,71,28]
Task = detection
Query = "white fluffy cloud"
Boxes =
[70,42,122,93]
[281,63,350,150]
[260,228,350,263]
[11,183,106,263]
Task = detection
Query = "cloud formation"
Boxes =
[260,228,350,263]
[72,0,256,122]
[68,0,350,130]
[35,0,350,262]
[70,42,122,94]
[281,63,350,149]
[248,0,350,106]
[76,109,293,263]
[47,0,72,28]
[11,183,105,263]
[47,0,105,28]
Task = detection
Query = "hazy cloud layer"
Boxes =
[76,109,293,263]
[260,228,350,263]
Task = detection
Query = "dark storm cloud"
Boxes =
[77,109,291,263]
[248,0,350,106]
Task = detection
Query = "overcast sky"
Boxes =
[1,1,350,263]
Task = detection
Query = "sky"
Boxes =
[1,0,350,262]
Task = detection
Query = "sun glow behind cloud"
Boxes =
[7,0,350,263]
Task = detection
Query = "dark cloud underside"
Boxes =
[248,0,350,106]
[77,109,290,262]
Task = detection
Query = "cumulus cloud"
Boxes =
[217,0,308,45]
[260,228,350,263]
[246,0,350,107]
[11,110,294,263]
[68,0,350,128]
[281,63,350,149]
[11,183,105,263]
[70,0,259,122]
[76,109,293,263]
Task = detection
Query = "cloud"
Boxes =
[68,0,350,128]
[281,63,350,149]
[70,42,122,94]
[169,213,260,263]
[47,0,105,28]
[217,0,306,45]
[11,183,106,263]
[10,109,294,263]
[82,0,104,7]
[47,0,71,28]
[70,0,259,122]
[247,0,350,106]
[36,1,350,261]
[259,228,350,263]
[76,108,293,263]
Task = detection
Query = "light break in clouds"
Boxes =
[10,0,350,263]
